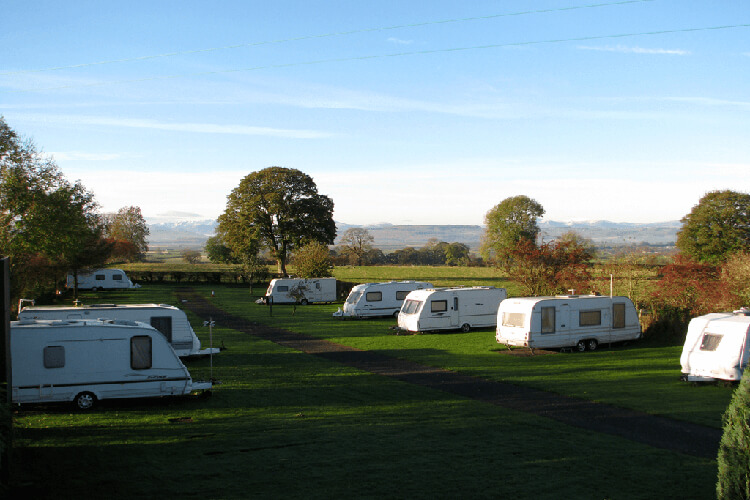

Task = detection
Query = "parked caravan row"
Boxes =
[398,287,507,333]
[67,268,139,291]
[334,281,433,318]
[18,303,218,358]
[680,309,750,382]
[11,319,211,409]
[496,295,642,351]
[262,277,337,305]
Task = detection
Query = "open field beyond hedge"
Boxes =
[12,275,735,499]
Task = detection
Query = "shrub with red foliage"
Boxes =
[650,255,733,316]
[504,238,593,296]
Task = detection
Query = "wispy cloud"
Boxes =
[11,113,334,139]
[46,151,124,161]
[577,45,690,55]
[387,37,413,45]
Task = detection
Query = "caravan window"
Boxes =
[277,285,289,292]
[541,307,555,334]
[44,346,65,368]
[613,303,626,328]
[579,310,602,327]
[95,274,105,281]
[502,312,525,328]
[700,333,723,352]
[346,291,362,304]
[150,316,173,342]
[131,336,153,370]
[402,300,422,315]
[396,291,410,300]
[366,292,383,302]
[112,274,123,281]
[431,300,448,313]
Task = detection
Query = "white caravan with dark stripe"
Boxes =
[398,287,507,333]
[496,295,641,352]
[18,303,218,358]
[10,319,212,410]
[66,268,138,291]
[334,281,433,318]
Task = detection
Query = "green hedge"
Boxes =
[717,372,750,499]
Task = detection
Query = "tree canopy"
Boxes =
[292,241,333,278]
[481,195,545,263]
[676,190,750,264]
[217,167,336,275]
[1,117,109,302]
[105,206,149,261]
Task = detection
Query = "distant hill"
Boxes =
[147,219,681,251]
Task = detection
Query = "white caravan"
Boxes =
[10,319,212,410]
[263,277,337,304]
[67,268,139,291]
[680,309,750,382]
[496,295,642,352]
[18,303,218,358]
[334,281,434,318]
[398,287,507,333]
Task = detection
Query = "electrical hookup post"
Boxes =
[203,319,215,382]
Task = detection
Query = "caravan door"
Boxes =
[423,295,457,330]
[557,304,570,346]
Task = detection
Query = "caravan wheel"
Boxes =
[74,392,96,410]
[576,340,587,352]
[586,339,598,351]
[460,323,471,333]
[91,287,98,292]
[392,310,400,318]
[300,299,309,306]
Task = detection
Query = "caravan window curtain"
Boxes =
[366,292,383,302]
[131,336,153,370]
[541,307,555,333]
[431,300,448,313]
[579,310,602,327]
[612,303,626,329]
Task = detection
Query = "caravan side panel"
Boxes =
[10,320,203,406]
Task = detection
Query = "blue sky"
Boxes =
[2,0,749,225]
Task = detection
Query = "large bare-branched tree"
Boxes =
[338,228,374,266]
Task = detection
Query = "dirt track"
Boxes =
[178,288,722,459]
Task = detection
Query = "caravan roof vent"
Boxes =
[733,307,750,316]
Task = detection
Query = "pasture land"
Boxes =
[11,282,730,499]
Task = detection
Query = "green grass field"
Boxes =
[11,276,734,499]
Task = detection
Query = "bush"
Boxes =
[717,372,750,499]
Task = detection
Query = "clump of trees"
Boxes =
[105,206,149,262]
[181,249,202,264]
[1,117,111,303]
[292,241,333,278]
[677,190,750,265]
[217,167,336,275]
[481,195,594,296]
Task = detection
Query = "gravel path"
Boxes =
[179,288,722,459]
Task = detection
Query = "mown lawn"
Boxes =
[196,283,734,429]
[11,281,731,498]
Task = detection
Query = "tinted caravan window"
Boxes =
[131,336,152,370]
